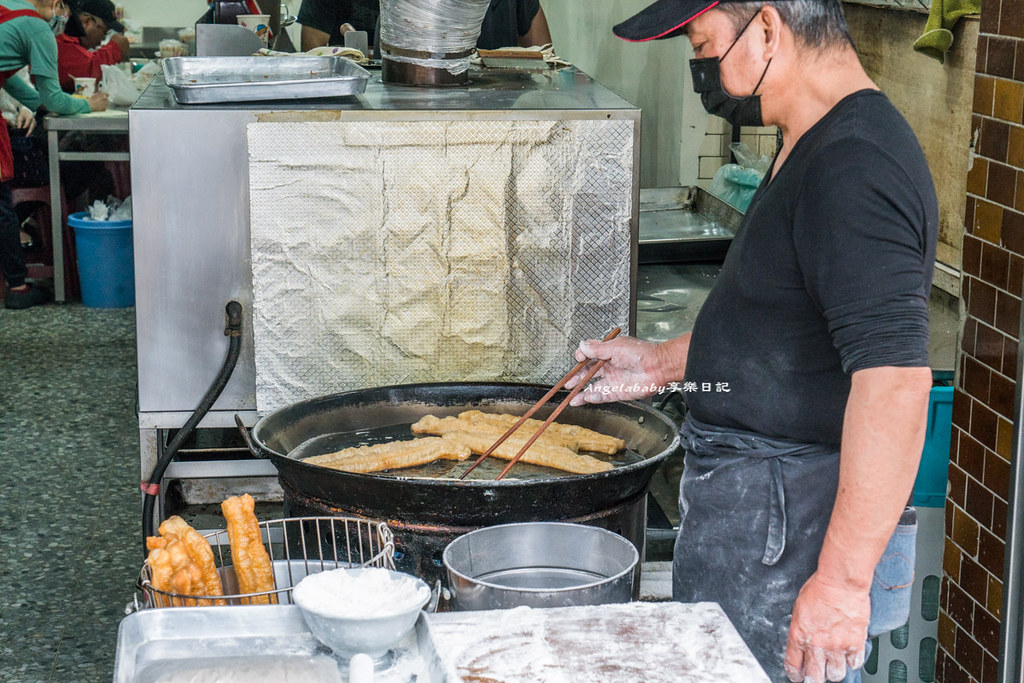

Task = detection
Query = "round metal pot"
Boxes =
[242,382,679,585]
[443,522,638,610]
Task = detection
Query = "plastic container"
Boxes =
[68,212,134,308]
[912,386,955,508]
[862,506,944,683]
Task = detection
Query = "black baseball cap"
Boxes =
[73,0,125,33]
[613,0,728,42]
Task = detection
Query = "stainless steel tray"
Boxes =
[114,605,444,682]
[638,186,743,265]
[162,56,370,104]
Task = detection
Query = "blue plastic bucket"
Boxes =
[912,385,955,507]
[68,212,135,308]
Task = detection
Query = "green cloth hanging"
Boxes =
[912,0,981,64]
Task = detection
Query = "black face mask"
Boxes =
[689,12,772,128]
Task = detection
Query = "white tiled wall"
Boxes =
[740,125,781,158]
[696,122,778,189]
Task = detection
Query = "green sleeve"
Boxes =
[20,20,86,114]
[24,17,58,79]
[35,74,90,115]
[2,74,37,111]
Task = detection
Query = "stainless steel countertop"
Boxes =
[131,66,640,114]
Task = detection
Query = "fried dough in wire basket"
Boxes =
[138,512,395,609]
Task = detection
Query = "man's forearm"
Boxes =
[651,332,691,387]
[518,6,552,47]
[300,25,330,51]
[816,366,932,590]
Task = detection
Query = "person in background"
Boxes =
[56,0,129,93]
[475,0,550,50]
[0,66,39,248]
[0,0,106,309]
[297,0,378,52]
[567,1,937,681]
[299,0,552,54]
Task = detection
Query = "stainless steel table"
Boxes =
[45,108,130,301]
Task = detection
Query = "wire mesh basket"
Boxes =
[137,516,395,608]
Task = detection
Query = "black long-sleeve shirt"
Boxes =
[684,90,938,448]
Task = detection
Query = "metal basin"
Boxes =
[443,522,638,610]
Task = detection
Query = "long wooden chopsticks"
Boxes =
[458,327,621,481]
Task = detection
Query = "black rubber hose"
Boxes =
[141,301,243,551]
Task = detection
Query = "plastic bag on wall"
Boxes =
[709,142,772,211]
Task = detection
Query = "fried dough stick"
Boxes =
[412,415,573,451]
[441,429,613,475]
[303,436,472,473]
[145,547,175,608]
[145,539,200,606]
[159,516,225,606]
[459,410,626,454]
[167,542,202,607]
[221,494,277,605]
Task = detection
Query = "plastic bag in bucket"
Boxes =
[68,211,135,308]
[709,142,772,211]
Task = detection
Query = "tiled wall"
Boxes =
[696,123,779,188]
[939,9,1024,682]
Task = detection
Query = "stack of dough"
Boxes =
[145,516,224,607]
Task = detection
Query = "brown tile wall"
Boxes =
[939,11,1023,682]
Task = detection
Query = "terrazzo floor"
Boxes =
[0,303,140,682]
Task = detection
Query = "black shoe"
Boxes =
[4,284,52,310]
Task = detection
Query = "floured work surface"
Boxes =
[427,602,770,682]
[247,119,634,413]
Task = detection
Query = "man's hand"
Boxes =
[564,333,689,406]
[15,106,35,135]
[88,91,109,112]
[784,572,869,682]
[111,33,130,58]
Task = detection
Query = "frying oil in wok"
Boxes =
[288,422,645,481]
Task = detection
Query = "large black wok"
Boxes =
[240,382,680,583]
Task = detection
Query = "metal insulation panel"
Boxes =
[248,119,634,413]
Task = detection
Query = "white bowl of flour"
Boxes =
[292,567,430,658]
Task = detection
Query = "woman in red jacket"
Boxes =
[56,0,128,92]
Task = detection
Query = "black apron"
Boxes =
[672,414,916,683]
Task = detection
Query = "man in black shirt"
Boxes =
[567,2,937,682]
[297,0,378,51]
[476,0,550,50]
[298,0,551,53]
